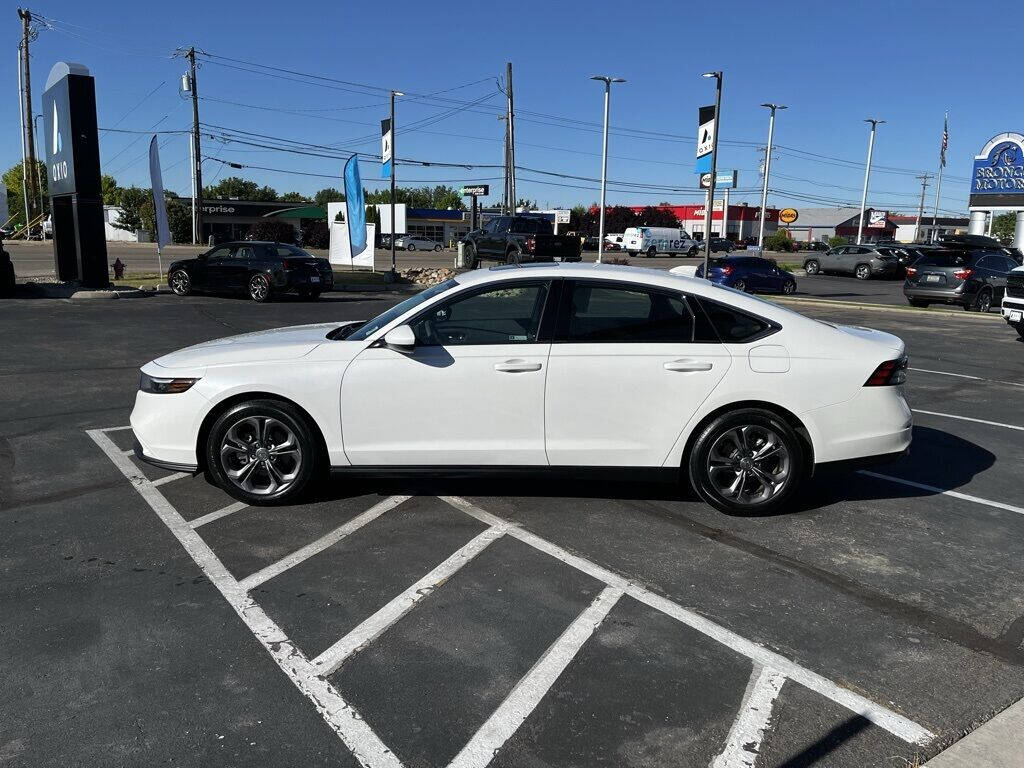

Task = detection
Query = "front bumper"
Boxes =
[1002,296,1024,320]
[130,386,208,470]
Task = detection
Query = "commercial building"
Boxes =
[890,214,968,244]
[628,203,780,241]
[404,208,471,245]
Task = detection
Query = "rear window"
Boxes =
[915,251,971,267]
[692,296,776,343]
[275,244,316,259]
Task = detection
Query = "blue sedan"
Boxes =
[695,255,797,295]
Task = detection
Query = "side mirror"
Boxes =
[383,324,416,353]
[197,253,208,260]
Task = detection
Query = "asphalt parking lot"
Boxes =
[2,286,1022,767]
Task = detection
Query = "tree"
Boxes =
[827,235,846,248]
[365,185,465,210]
[516,198,538,211]
[114,186,151,233]
[636,206,679,227]
[203,176,278,201]
[2,161,48,226]
[301,219,329,249]
[101,174,120,205]
[992,212,1015,243]
[280,191,308,203]
[313,187,345,207]
[249,219,295,243]
[600,205,638,235]
[764,229,793,252]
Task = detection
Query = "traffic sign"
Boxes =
[461,185,489,196]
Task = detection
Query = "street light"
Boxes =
[700,71,722,279]
[757,103,786,250]
[389,90,404,274]
[857,118,884,245]
[590,75,625,264]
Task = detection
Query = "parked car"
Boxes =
[395,236,443,252]
[131,263,911,515]
[462,215,582,267]
[695,255,797,295]
[801,241,829,252]
[903,248,1019,311]
[623,226,701,257]
[167,241,333,302]
[604,233,625,251]
[803,245,903,280]
[708,237,735,253]
[1002,266,1024,338]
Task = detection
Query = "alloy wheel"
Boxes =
[706,425,792,507]
[219,416,302,496]
[856,265,871,280]
[169,270,190,295]
[249,275,269,302]
[805,260,819,275]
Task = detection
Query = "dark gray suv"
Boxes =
[803,245,903,279]
[903,249,1020,311]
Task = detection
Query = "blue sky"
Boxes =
[6,0,1016,214]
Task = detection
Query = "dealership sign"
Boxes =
[695,105,715,174]
[969,132,1024,208]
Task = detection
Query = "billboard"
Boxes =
[969,132,1024,208]
[868,210,888,229]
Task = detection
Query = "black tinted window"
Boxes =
[562,283,693,343]
[916,251,970,267]
[412,282,549,346]
[693,297,774,343]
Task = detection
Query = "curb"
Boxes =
[70,288,151,300]
[772,295,1005,321]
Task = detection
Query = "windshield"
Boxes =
[344,279,458,341]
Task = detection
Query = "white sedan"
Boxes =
[131,263,911,514]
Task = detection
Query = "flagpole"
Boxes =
[931,111,947,243]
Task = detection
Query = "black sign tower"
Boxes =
[41,62,108,288]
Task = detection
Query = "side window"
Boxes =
[561,283,694,343]
[482,219,498,234]
[205,247,232,260]
[692,297,776,343]
[235,246,255,260]
[494,217,512,234]
[410,282,550,346]
[510,219,533,234]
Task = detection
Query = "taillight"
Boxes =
[864,356,908,386]
[720,265,733,275]
[524,237,536,253]
[904,267,917,277]
[953,268,973,280]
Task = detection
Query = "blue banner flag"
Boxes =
[344,155,367,255]
[148,136,170,252]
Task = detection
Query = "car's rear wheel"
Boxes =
[407,243,417,251]
[688,409,804,515]
[205,399,322,505]
[855,264,871,280]
[782,280,796,295]
[804,259,820,275]
[434,244,442,251]
[688,246,698,256]
[733,278,748,292]
[971,288,993,313]
[249,273,272,302]
[169,269,191,296]
[647,246,657,258]
[506,249,521,265]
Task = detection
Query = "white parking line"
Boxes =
[858,471,1024,517]
[87,428,403,768]
[910,367,1024,388]
[911,409,1023,432]
[314,524,510,677]
[712,665,786,768]
[150,472,190,487]
[441,495,934,746]
[189,501,249,529]
[447,586,623,768]
[237,495,410,592]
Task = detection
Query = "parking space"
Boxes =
[2,290,1022,767]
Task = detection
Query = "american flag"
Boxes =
[940,113,949,168]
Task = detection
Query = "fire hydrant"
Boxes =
[112,258,125,280]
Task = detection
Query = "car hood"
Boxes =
[150,321,357,370]
[833,324,905,353]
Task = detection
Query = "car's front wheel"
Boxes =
[169,269,191,296]
[407,243,417,251]
[205,399,322,505]
[434,244,442,251]
[1012,321,1024,340]
[855,264,872,280]
[647,247,657,258]
[782,280,796,295]
[804,260,820,275]
[688,409,804,515]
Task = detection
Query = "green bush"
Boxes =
[301,219,329,249]
[828,235,846,248]
[763,230,793,252]
[249,219,296,243]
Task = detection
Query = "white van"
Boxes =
[623,226,700,257]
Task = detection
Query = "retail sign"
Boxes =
[868,210,888,229]
[381,118,393,179]
[779,208,798,224]
[554,209,571,224]
[460,185,489,196]
[695,105,715,174]
[42,62,101,198]
[970,133,1024,195]
[700,170,737,189]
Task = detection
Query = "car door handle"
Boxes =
[664,359,713,372]
[494,360,542,373]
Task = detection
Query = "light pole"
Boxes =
[857,118,884,245]
[590,75,625,264]
[700,71,722,278]
[757,103,786,250]
[389,89,404,274]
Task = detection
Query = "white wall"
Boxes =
[103,206,140,242]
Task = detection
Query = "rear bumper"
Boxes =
[284,272,333,290]
[903,284,969,303]
[802,386,913,464]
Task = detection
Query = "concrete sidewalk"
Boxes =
[924,697,1024,767]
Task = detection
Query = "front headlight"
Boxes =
[139,372,200,394]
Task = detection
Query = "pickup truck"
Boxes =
[462,215,582,268]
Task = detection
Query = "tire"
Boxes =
[908,298,929,308]
[688,246,698,256]
[733,279,748,293]
[407,243,417,251]
[972,288,993,313]
[804,260,820,275]
[465,245,481,270]
[687,408,805,515]
[647,246,657,258]
[1012,321,1024,340]
[434,244,442,252]
[248,273,272,303]
[506,249,521,265]
[205,399,323,505]
[782,280,796,295]
[169,269,191,296]
[855,264,871,280]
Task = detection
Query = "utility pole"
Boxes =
[186,48,203,245]
[857,118,884,245]
[498,115,509,214]
[17,47,30,231]
[757,103,786,250]
[913,173,930,243]
[18,8,38,225]
[506,62,516,212]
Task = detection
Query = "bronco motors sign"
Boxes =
[969,132,1024,208]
